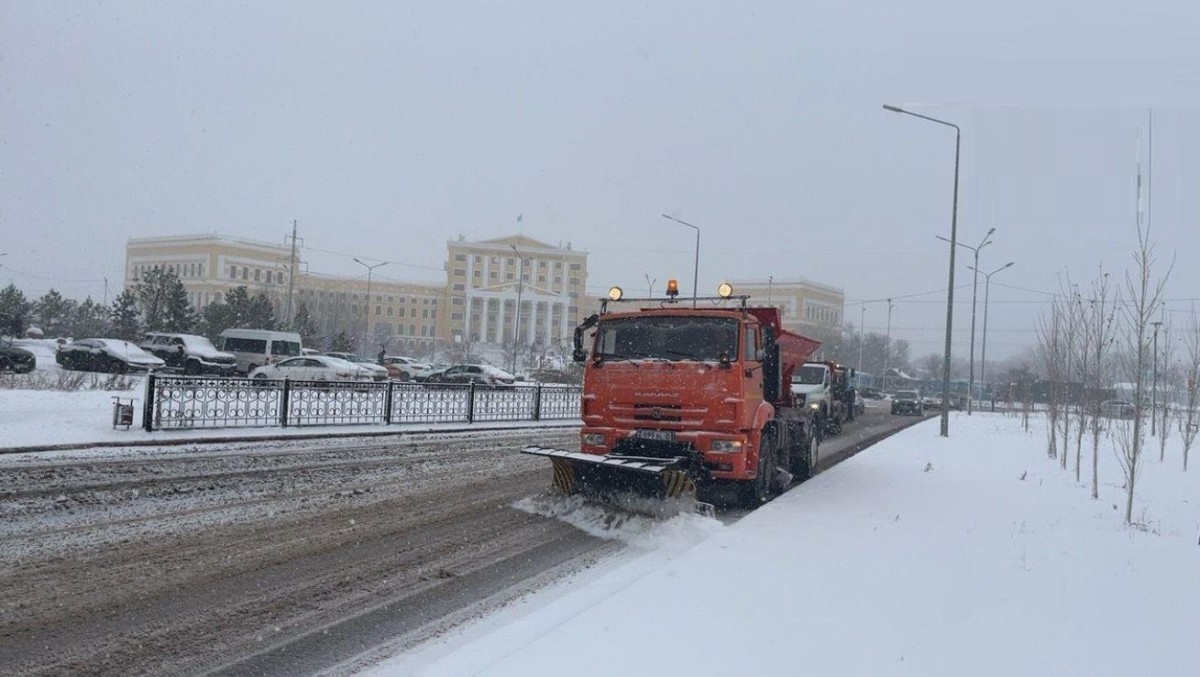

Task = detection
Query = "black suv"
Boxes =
[0,338,36,374]
[139,333,238,376]
[891,390,924,416]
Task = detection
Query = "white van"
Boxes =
[217,329,303,374]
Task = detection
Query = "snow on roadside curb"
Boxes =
[368,412,1200,677]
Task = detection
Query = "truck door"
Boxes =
[744,324,764,412]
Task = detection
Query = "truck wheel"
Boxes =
[741,431,775,507]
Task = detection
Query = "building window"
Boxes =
[452,312,463,320]
[555,262,562,269]
[453,268,466,276]
[277,272,283,283]
[455,253,467,261]
[422,309,429,318]
[569,263,581,271]
[506,273,514,281]
[507,258,514,266]
[376,305,382,315]
[452,297,463,306]
[229,265,236,279]
[242,268,248,281]
[387,307,394,316]
[198,263,204,277]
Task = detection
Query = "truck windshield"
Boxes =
[594,316,738,362]
[792,365,827,385]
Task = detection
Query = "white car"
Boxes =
[323,352,389,382]
[248,355,373,382]
[381,355,439,381]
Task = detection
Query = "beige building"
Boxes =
[125,233,589,357]
[727,278,845,338]
[125,234,294,311]
[440,235,589,351]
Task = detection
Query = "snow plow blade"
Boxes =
[521,446,713,516]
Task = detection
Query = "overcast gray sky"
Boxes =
[3,1,1199,360]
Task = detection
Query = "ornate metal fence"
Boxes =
[143,374,582,431]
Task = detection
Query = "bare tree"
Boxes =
[1180,308,1200,472]
[1155,319,1175,462]
[1084,269,1118,499]
[1115,223,1172,525]
[1036,296,1068,461]
[1066,286,1091,484]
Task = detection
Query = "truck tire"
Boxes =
[789,425,818,480]
[741,430,776,507]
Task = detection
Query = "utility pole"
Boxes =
[284,220,299,327]
[645,273,656,298]
[857,303,866,374]
[103,277,109,306]
[510,245,526,375]
[767,276,773,305]
[883,298,894,386]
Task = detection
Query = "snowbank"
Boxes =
[370,413,1200,677]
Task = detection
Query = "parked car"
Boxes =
[139,332,238,376]
[427,364,516,386]
[923,395,941,411]
[380,355,439,381]
[1101,399,1137,419]
[56,339,165,373]
[323,352,389,382]
[0,338,36,374]
[248,355,372,382]
[859,386,884,400]
[217,329,303,374]
[891,389,924,416]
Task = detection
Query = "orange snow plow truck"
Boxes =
[522,281,823,509]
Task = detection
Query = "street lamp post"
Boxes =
[937,228,995,414]
[660,214,701,308]
[510,245,526,375]
[970,261,1014,397]
[883,104,961,437]
[352,258,388,358]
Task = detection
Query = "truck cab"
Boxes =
[791,361,849,434]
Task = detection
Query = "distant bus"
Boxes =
[217,329,302,374]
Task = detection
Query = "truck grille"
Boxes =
[632,403,682,422]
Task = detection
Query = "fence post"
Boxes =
[384,381,393,425]
[142,372,156,432]
[533,383,542,421]
[281,378,291,427]
[467,382,475,423]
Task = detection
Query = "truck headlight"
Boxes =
[582,433,605,446]
[711,440,743,453]
[810,403,820,410]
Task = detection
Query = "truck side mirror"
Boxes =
[573,348,587,363]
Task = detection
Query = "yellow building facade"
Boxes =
[125,233,588,357]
